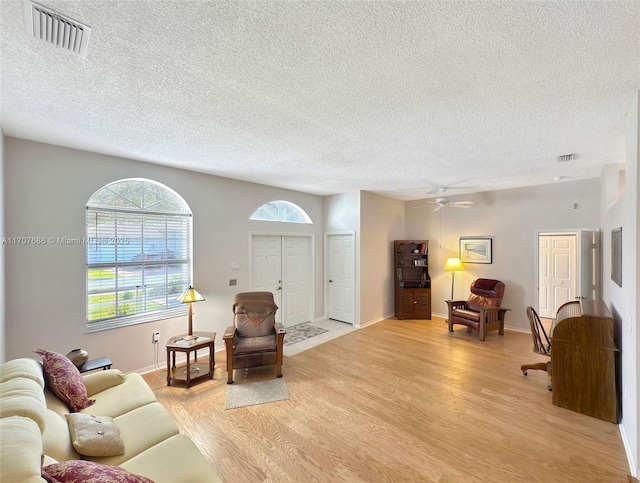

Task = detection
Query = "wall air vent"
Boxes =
[23,0,91,58]
[557,154,575,162]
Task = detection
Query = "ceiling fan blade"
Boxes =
[450,201,473,205]
[410,205,430,209]
[449,204,472,208]
[433,206,441,212]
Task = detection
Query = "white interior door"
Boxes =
[579,229,601,300]
[251,235,283,322]
[282,236,312,326]
[538,235,552,318]
[251,235,312,327]
[538,233,577,317]
[327,234,355,324]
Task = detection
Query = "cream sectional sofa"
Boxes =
[0,357,221,482]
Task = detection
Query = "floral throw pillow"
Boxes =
[42,460,154,483]
[33,349,95,412]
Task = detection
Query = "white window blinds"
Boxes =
[86,179,192,331]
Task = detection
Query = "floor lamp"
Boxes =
[443,258,464,300]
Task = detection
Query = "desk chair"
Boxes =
[521,306,552,391]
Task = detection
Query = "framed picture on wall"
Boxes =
[611,227,622,287]
[459,237,492,264]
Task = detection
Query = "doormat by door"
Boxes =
[283,323,328,346]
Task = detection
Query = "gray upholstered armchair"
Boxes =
[223,292,285,384]
[446,278,509,341]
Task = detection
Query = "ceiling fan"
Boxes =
[416,188,474,212]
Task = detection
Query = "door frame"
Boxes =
[249,231,315,326]
[324,231,356,326]
[534,228,601,316]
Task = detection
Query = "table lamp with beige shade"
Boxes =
[176,286,205,340]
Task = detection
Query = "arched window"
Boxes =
[250,200,312,224]
[86,178,192,331]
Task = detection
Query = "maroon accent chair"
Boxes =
[223,292,285,384]
[446,278,509,341]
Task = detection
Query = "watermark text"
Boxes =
[2,237,130,246]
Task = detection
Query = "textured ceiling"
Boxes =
[1,1,639,201]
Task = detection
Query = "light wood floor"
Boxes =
[143,317,631,482]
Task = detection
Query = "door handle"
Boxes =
[329,280,333,282]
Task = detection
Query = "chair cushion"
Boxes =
[467,279,505,311]
[34,349,95,413]
[233,292,278,319]
[0,416,44,483]
[119,434,222,483]
[82,373,156,419]
[89,402,179,466]
[83,369,125,397]
[43,409,81,462]
[467,293,501,312]
[0,377,48,433]
[474,278,500,291]
[236,313,276,338]
[0,358,45,389]
[234,335,277,354]
[451,309,480,322]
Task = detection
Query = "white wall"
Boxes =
[601,90,639,479]
[324,191,361,325]
[405,179,601,331]
[617,90,638,477]
[360,191,405,326]
[4,137,325,373]
[0,128,5,363]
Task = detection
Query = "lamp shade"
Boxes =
[176,286,205,304]
[443,258,464,272]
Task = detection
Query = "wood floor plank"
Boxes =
[143,317,630,482]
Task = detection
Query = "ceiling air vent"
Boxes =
[23,0,91,58]
[557,154,575,162]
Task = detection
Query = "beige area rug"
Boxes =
[224,378,289,410]
[283,319,357,357]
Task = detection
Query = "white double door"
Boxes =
[251,235,312,327]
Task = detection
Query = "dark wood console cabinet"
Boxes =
[394,240,431,319]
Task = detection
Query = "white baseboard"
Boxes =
[619,423,638,477]
[359,315,390,328]
[136,345,225,375]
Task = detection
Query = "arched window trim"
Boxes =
[250,200,313,224]
[86,178,193,332]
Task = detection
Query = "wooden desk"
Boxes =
[551,300,619,423]
[166,332,215,387]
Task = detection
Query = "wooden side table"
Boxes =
[166,332,215,387]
